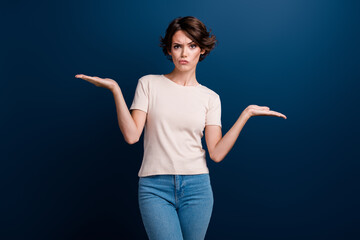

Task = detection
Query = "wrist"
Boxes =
[111,84,121,94]
[241,109,252,119]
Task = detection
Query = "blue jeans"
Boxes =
[138,174,214,240]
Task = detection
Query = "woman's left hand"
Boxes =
[244,105,287,119]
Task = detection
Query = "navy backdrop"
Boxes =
[1,0,359,239]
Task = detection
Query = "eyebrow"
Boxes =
[172,41,195,45]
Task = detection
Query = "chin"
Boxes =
[177,66,194,72]
[177,63,192,68]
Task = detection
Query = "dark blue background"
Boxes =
[1,0,359,239]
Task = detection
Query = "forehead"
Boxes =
[172,30,193,43]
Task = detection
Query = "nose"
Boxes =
[181,46,187,58]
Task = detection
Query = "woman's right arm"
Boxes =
[112,85,146,144]
[75,74,146,144]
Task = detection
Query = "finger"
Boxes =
[267,110,286,118]
[77,75,99,83]
[75,74,92,79]
[250,105,266,110]
[79,79,100,87]
[75,74,86,78]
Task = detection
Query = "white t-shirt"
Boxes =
[130,74,222,177]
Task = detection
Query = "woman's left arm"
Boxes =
[205,105,287,163]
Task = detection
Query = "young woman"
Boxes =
[75,16,286,240]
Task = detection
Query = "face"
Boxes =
[168,30,205,72]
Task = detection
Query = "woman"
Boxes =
[75,16,286,240]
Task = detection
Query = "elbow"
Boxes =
[210,153,223,163]
[213,157,223,163]
[125,136,139,145]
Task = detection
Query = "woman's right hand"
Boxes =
[75,74,119,91]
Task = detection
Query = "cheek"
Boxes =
[172,50,180,58]
[194,50,202,57]
[193,51,201,61]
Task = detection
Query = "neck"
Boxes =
[165,68,198,86]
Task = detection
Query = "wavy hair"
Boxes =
[159,16,218,62]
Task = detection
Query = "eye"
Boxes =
[173,45,180,49]
[190,44,197,48]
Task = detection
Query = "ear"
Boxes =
[167,48,172,56]
[200,48,206,55]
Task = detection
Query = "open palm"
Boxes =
[75,74,118,91]
[246,105,287,119]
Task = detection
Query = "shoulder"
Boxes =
[136,74,163,90]
[138,74,162,83]
[198,84,220,100]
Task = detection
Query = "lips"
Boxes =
[179,60,189,64]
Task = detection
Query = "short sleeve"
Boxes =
[130,76,149,113]
[205,94,222,128]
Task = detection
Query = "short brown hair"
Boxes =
[159,16,218,62]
